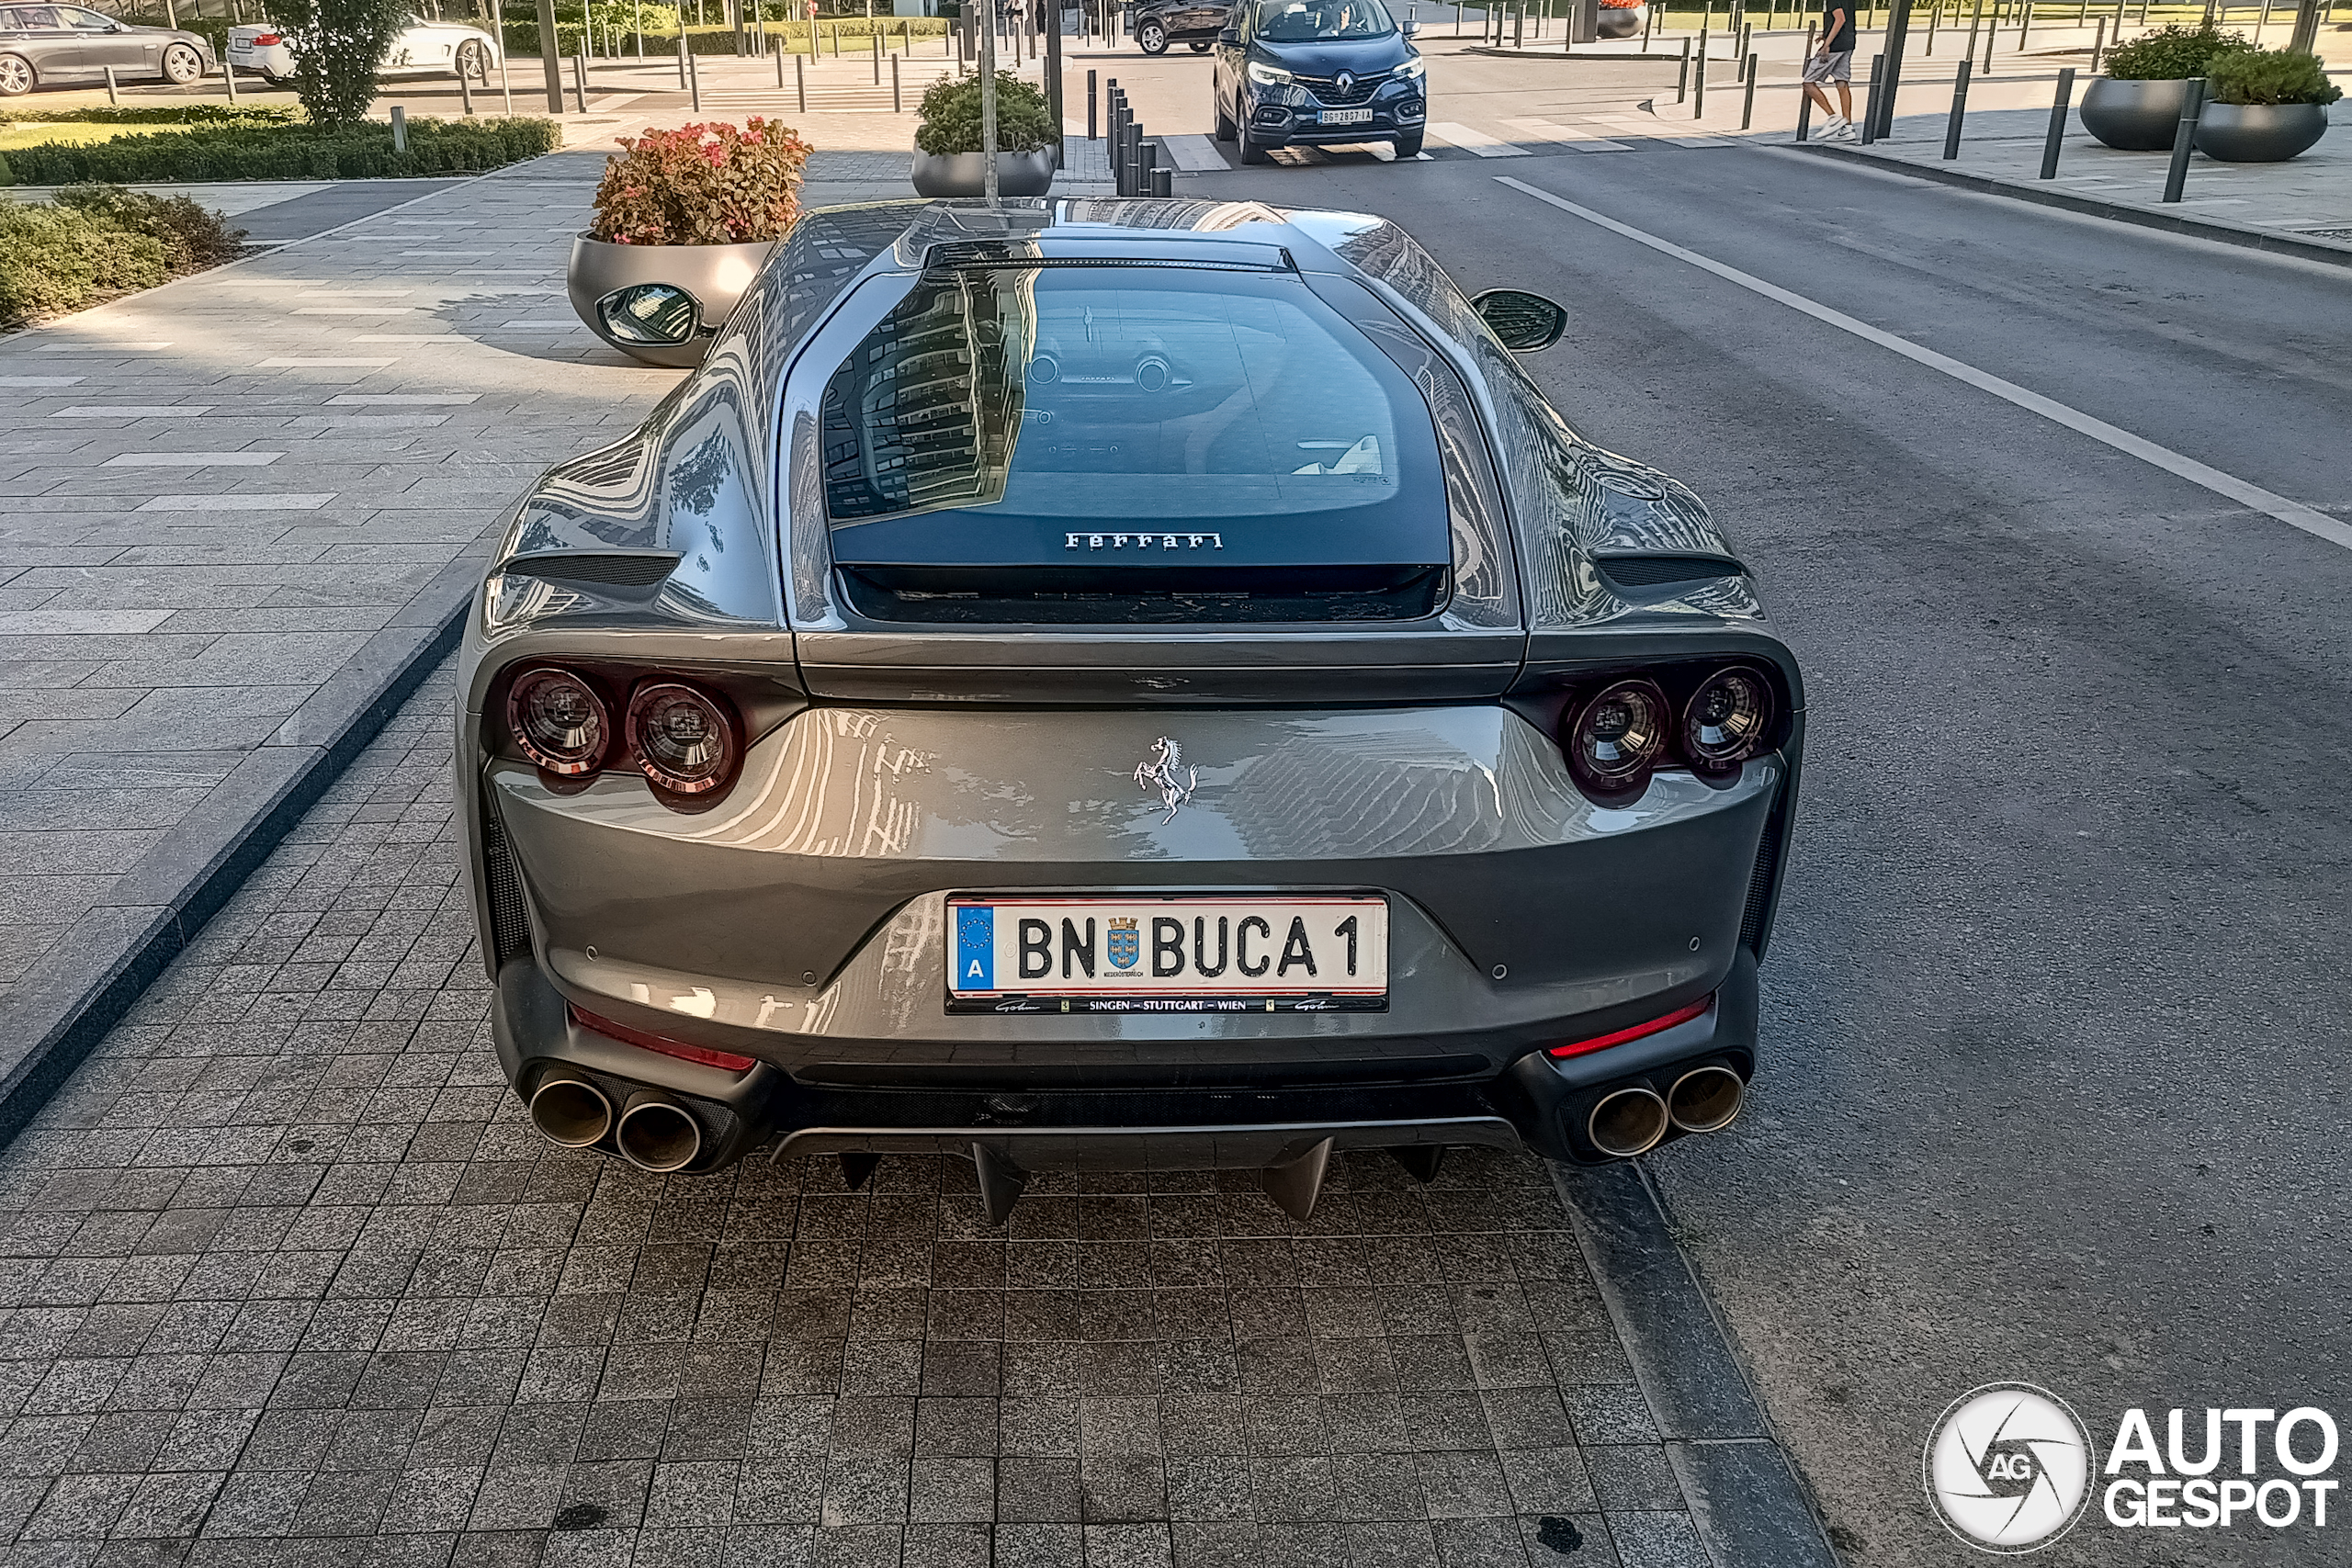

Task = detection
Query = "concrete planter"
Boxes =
[566,233,777,369]
[910,147,1060,197]
[2194,101,2331,163]
[2079,76,2197,152]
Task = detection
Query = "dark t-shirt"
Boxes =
[1820,0,1856,49]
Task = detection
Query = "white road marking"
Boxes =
[106,452,283,467]
[135,494,335,513]
[1498,176,2352,553]
[1161,133,1231,171]
[1503,117,1632,152]
[1426,122,1531,157]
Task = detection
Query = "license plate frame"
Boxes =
[946,893,1390,1015]
[1319,107,1375,126]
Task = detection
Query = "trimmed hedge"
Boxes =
[0,185,244,329]
[0,105,301,127]
[0,116,560,186]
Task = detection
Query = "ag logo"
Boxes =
[1924,1383,2096,1554]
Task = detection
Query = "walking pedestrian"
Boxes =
[1802,0,1858,139]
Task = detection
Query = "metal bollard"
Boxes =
[104,64,119,104]
[686,42,699,111]
[796,51,806,113]
[872,30,881,83]
[1152,164,1172,196]
[2038,65,2074,175]
[1694,36,1708,116]
[390,104,409,152]
[223,51,239,103]
[1795,86,1813,139]
[1942,53,1970,155]
[1677,36,1691,100]
[2090,14,2106,70]
[775,36,785,85]
[1741,51,1758,126]
[1736,21,1750,76]
[573,47,590,112]
[892,52,901,110]
[457,61,471,113]
[1858,53,1882,140]
[2160,74,2202,202]
[1139,137,1158,194]
[1089,69,1099,138]
[676,34,688,88]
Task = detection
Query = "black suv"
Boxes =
[1127,0,1231,53]
[1213,0,1427,163]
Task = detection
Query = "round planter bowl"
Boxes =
[2194,101,2330,163]
[566,233,777,369]
[2078,75,2195,152]
[910,148,1060,198]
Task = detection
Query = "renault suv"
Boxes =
[1212,0,1427,164]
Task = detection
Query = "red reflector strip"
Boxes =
[1546,995,1713,1060]
[568,1004,756,1074]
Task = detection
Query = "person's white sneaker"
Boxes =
[1832,120,1862,141]
[1818,115,1849,140]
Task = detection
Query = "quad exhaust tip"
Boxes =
[1588,1086,1670,1159]
[529,1067,613,1148]
[616,1090,704,1173]
[1668,1065,1746,1134]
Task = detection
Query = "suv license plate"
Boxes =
[947,894,1388,1014]
[1320,107,1374,125]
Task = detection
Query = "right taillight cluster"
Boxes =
[504,666,741,805]
[1561,666,1776,797]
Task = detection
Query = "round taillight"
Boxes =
[506,667,609,775]
[1683,668,1773,770]
[1565,679,1668,793]
[627,680,740,796]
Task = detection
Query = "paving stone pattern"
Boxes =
[0,159,685,1005]
[0,661,1709,1567]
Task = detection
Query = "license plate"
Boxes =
[1320,107,1374,125]
[948,894,1388,1014]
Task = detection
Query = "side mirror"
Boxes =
[1401,17,1419,34]
[1218,26,1239,43]
[1470,288,1567,353]
[596,282,703,347]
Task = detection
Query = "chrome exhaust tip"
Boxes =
[529,1067,613,1148]
[1587,1085,1670,1159]
[1667,1065,1746,1134]
[615,1090,704,1173]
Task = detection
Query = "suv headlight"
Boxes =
[1394,56,1425,79]
[1246,60,1293,85]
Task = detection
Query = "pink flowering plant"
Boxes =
[589,118,814,246]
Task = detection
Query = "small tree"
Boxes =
[273,0,413,128]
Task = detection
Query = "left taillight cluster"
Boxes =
[503,666,741,804]
[1560,665,1777,798]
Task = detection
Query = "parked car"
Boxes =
[226,12,498,84]
[459,198,1803,1222]
[1596,0,1647,39]
[1213,0,1427,163]
[0,5,213,95]
[1128,0,1230,53]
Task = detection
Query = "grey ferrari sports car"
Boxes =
[459,197,1803,1222]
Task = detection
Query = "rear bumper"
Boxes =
[491,945,1760,1171]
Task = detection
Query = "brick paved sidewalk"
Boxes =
[0,657,1714,1568]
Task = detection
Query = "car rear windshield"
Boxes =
[1251,0,1396,41]
[820,263,1429,534]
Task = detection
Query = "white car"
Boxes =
[227,13,500,84]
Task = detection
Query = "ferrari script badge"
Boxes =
[1135,737,1197,825]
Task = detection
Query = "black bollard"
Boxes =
[2038,65,2075,177]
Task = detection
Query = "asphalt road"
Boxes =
[1185,116,2352,1564]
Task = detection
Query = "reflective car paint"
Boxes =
[0,4,213,90]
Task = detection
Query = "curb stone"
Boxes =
[1785,139,2352,270]
[1552,1159,1845,1567]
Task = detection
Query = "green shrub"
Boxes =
[2205,48,2342,106]
[0,199,165,328]
[0,105,301,127]
[2104,22,2253,81]
[0,116,560,185]
[915,71,1058,155]
[53,185,246,273]
[272,0,416,127]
